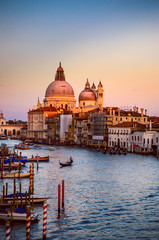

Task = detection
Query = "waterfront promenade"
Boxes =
[0,139,159,239]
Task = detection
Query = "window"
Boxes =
[156,137,158,143]
[120,118,122,121]
[131,118,133,122]
[143,138,145,144]
[132,136,133,141]
[147,139,149,144]
[144,118,146,122]
[116,117,118,121]
[138,136,139,141]
[83,102,85,106]
[135,136,136,141]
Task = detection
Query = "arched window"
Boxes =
[4,129,7,136]
[13,129,16,135]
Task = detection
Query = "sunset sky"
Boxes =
[0,0,159,120]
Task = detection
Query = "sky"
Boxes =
[0,0,159,120]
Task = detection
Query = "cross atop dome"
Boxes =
[55,62,65,81]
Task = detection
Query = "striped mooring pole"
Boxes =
[6,213,11,240]
[43,201,47,240]
[26,205,31,240]
[32,163,34,194]
[29,165,32,194]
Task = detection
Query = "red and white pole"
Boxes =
[29,165,32,194]
[32,163,34,194]
[26,206,31,240]
[43,201,47,240]
[6,213,11,240]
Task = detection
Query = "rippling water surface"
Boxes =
[0,140,159,239]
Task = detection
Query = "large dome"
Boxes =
[43,63,76,111]
[79,89,96,101]
[45,62,75,97]
[45,80,74,97]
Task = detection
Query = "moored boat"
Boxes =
[15,144,30,150]
[3,171,30,178]
[0,208,38,221]
[4,193,50,204]
[27,156,49,162]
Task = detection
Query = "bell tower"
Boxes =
[97,81,104,108]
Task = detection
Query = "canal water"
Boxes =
[0,140,159,239]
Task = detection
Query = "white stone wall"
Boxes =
[108,127,131,149]
[60,115,72,140]
[129,130,158,150]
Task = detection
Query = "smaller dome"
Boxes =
[79,89,96,101]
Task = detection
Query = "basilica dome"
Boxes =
[44,63,76,111]
[45,80,74,97]
[79,89,96,101]
[79,79,96,102]
[45,63,74,97]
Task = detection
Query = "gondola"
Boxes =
[59,157,73,167]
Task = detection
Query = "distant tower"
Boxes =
[96,81,104,108]
[37,97,41,109]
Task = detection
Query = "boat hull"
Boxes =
[0,212,38,221]
[27,156,49,162]
[3,172,30,178]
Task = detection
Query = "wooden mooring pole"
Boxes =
[58,183,61,213]
[62,179,65,208]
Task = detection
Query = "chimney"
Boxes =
[136,107,138,113]
[141,108,144,117]
[145,109,147,116]
[118,108,120,117]
[109,107,112,116]
[113,109,115,116]
[149,120,152,131]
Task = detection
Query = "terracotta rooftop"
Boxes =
[29,106,57,113]
[110,121,146,128]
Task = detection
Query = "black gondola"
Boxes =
[59,157,73,167]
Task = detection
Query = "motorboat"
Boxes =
[0,208,38,221]
[4,193,50,204]
[27,155,49,162]
[15,143,30,150]
[2,171,30,178]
